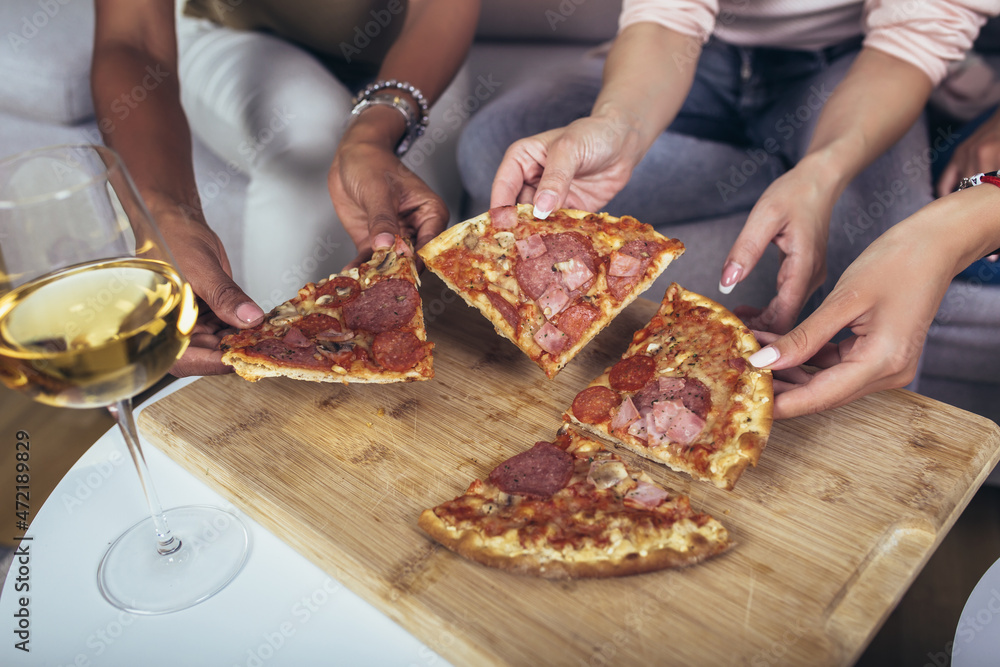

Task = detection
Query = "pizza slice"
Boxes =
[564,284,772,490]
[417,204,684,378]
[220,237,433,383]
[418,426,731,579]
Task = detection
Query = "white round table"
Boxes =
[952,555,1000,667]
[0,378,447,667]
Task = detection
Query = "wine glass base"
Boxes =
[98,505,251,615]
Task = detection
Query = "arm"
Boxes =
[328,0,480,262]
[723,48,934,333]
[490,22,703,216]
[747,184,1000,419]
[92,0,263,376]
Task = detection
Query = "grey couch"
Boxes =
[2,0,998,453]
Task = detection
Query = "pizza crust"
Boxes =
[418,508,729,579]
[220,350,428,384]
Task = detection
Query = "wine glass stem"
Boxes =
[108,398,181,556]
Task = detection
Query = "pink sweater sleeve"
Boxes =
[618,0,720,42]
[864,0,998,85]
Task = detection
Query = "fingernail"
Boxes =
[373,233,395,250]
[533,191,557,219]
[236,302,265,324]
[748,345,779,369]
[719,262,743,295]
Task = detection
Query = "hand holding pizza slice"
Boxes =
[220,236,433,383]
[565,284,773,490]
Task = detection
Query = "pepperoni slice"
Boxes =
[343,279,419,333]
[245,339,325,368]
[608,355,656,392]
[483,290,520,331]
[294,313,342,336]
[571,386,622,424]
[488,441,574,498]
[632,376,712,420]
[676,377,712,419]
[315,276,361,306]
[554,303,598,344]
[372,330,428,372]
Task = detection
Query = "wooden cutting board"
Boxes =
[139,275,1000,666]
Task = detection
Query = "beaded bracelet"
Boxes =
[350,79,430,157]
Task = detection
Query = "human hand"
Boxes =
[721,163,837,334]
[490,113,643,217]
[937,108,1000,196]
[329,134,448,269]
[153,206,264,377]
[745,223,954,419]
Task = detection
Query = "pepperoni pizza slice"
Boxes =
[418,426,731,578]
[417,205,684,378]
[220,237,433,383]
[565,284,772,490]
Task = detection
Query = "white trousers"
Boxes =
[177,12,359,310]
[176,10,470,310]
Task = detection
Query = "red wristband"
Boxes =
[958,170,1000,190]
[981,174,1000,189]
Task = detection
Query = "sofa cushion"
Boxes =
[476,0,620,43]
[0,0,95,124]
[0,0,619,125]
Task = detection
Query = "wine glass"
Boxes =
[0,144,250,614]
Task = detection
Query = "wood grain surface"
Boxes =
[138,275,1000,666]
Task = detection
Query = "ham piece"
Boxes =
[490,205,518,230]
[556,256,594,291]
[625,481,670,509]
[393,236,413,257]
[627,415,648,440]
[515,233,548,260]
[665,409,706,445]
[537,284,571,318]
[649,400,705,446]
[608,250,643,277]
[658,377,686,393]
[533,322,568,355]
[624,395,706,447]
[610,396,640,431]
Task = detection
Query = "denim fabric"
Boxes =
[458,36,934,307]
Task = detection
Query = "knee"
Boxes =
[457,104,515,200]
[242,109,346,175]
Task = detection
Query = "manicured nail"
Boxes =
[533,191,557,219]
[236,302,265,324]
[719,262,743,295]
[748,345,779,369]
[373,233,395,250]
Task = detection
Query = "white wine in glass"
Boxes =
[0,144,250,614]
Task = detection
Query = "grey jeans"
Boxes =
[457,36,935,310]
